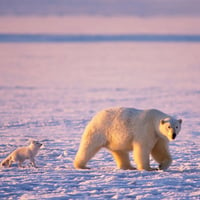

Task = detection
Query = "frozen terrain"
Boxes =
[0,39,200,199]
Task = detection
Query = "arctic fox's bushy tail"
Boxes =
[1,156,12,167]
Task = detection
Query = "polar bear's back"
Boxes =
[96,107,141,118]
[89,107,141,128]
[84,107,167,137]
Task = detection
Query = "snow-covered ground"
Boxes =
[1,16,200,35]
[0,40,200,199]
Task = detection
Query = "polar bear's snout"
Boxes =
[172,133,176,140]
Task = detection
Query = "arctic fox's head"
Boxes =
[30,140,42,149]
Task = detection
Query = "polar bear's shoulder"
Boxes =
[142,109,170,120]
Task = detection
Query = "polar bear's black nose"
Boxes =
[172,133,176,139]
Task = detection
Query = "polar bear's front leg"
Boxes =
[133,142,156,171]
[151,138,172,170]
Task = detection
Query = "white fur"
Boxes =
[1,140,42,168]
[74,107,182,171]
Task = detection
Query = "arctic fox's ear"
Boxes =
[28,139,33,144]
[29,139,35,144]
[178,119,182,124]
[160,119,165,124]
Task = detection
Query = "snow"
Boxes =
[0,33,200,199]
[1,16,200,35]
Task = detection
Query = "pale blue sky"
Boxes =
[0,0,200,16]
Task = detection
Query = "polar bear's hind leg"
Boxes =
[133,142,156,171]
[111,150,135,170]
[74,132,106,169]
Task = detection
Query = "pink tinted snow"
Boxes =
[0,16,200,34]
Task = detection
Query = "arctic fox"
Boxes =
[1,140,42,168]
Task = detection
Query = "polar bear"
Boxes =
[74,107,182,171]
[1,140,42,168]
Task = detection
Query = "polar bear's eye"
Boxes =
[168,126,171,129]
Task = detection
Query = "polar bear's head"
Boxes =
[159,118,182,141]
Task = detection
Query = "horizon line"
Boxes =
[0,33,200,43]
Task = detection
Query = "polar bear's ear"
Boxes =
[178,119,182,124]
[160,119,166,124]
